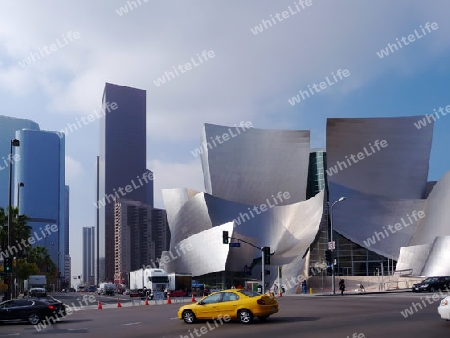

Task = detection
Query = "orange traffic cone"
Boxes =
[167,295,172,304]
[117,298,122,307]
[144,296,149,306]
[98,300,102,309]
[191,294,196,302]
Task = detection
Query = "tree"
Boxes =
[0,207,32,258]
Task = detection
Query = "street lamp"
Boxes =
[329,196,346,295]
[17,182,24,214]
[7,139,20,300]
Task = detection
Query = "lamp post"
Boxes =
[7,139,20,300]
[17,182,24,213]
[329,196,346,295]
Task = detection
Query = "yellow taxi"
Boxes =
[178,289,278,324]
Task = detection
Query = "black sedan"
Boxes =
[0,298,67,325]
[412,276,450,292]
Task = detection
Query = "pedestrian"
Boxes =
[359,283,365,293]
[339,279,346,295]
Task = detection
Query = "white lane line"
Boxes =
[0,334,20,336]
[170,317,179,320]
[120,322,142,326]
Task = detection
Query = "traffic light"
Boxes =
[325,250,332,264]
[4,278,10,284]
[263,246,270,265]
[222,231,229,244]
[4,257,12,272]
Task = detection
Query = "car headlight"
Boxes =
[440,299,449,306]
[420,284,429,288]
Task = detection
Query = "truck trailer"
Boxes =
[129,268,169,300]
[168,273,192,297]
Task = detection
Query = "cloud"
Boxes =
[147,159,204,208]
[65,155,83,183]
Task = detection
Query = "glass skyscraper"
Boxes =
[99,83,148,282]
[0,115,39,210]
[14,129,66,278]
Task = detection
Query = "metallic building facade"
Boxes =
[14,129,66,277]
[325,117,433,275]
[396,171,450,276]
[201,123,310,206]
[160,124,323,293]
[99,83,148,282]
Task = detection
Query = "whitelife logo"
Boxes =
[376,22,438,59]
[18,31,81,68]
[153,50,216,87]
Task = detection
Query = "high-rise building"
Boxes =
[114,199,154,284]
[64,185,71,283]
[151,208,169,261]
[99,83,149,282]
[0,115,39,210]
[14,129,66,276]
[82,227,95,285]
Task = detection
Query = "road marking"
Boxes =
[0,334,20,336]
[170,317,179,320]
[120,322,141,326]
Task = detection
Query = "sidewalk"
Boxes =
[284,288,412,297]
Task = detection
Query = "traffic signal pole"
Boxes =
[222,231,271,294]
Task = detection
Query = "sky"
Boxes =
[1,0,450,283]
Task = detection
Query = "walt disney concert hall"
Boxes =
[160,117,450,293]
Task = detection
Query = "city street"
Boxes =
[0,292,448,337]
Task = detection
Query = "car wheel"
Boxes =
[182,310,196,324]
[28,313,40,325]
[238,309,253,324]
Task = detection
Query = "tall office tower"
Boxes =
[151,208,169,261]
[99,83,148,282]
[0,115,39,211]
[114,199,154,284]
[83,227,95,285]
[14,129,66,277]
[64,185,71,284]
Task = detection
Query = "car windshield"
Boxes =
[238,289,261,297]
[423,277,438,283]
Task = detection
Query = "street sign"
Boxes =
[328,241,335,250]
[229,242,241,247]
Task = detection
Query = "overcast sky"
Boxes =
[1,0,450,282]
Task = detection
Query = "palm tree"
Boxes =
[0,207,32,258]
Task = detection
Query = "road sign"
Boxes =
[328,241,335,250]
[229,242,241,247]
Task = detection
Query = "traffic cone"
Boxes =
[167,295,172,304]
[117,298,122,307]
[279,291,282,297]
[98,300,102,309]
[144,296,149,306]
[191,294,196,302]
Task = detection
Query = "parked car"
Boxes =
[438,296,450,321]
[412,276,450,292]
[178,288,278,324]
[0,298,67,325]
[88,285,96,292]
[29,288,47,297]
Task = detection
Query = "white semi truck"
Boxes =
[129,268,169,300]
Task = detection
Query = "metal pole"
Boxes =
[7,140,15,300]
[330,204,335,295]
[261,247,264,294]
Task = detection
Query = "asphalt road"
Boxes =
[0,292,449,337]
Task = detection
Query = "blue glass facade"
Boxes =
[14,129,66,276]
[0,115,39,210]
